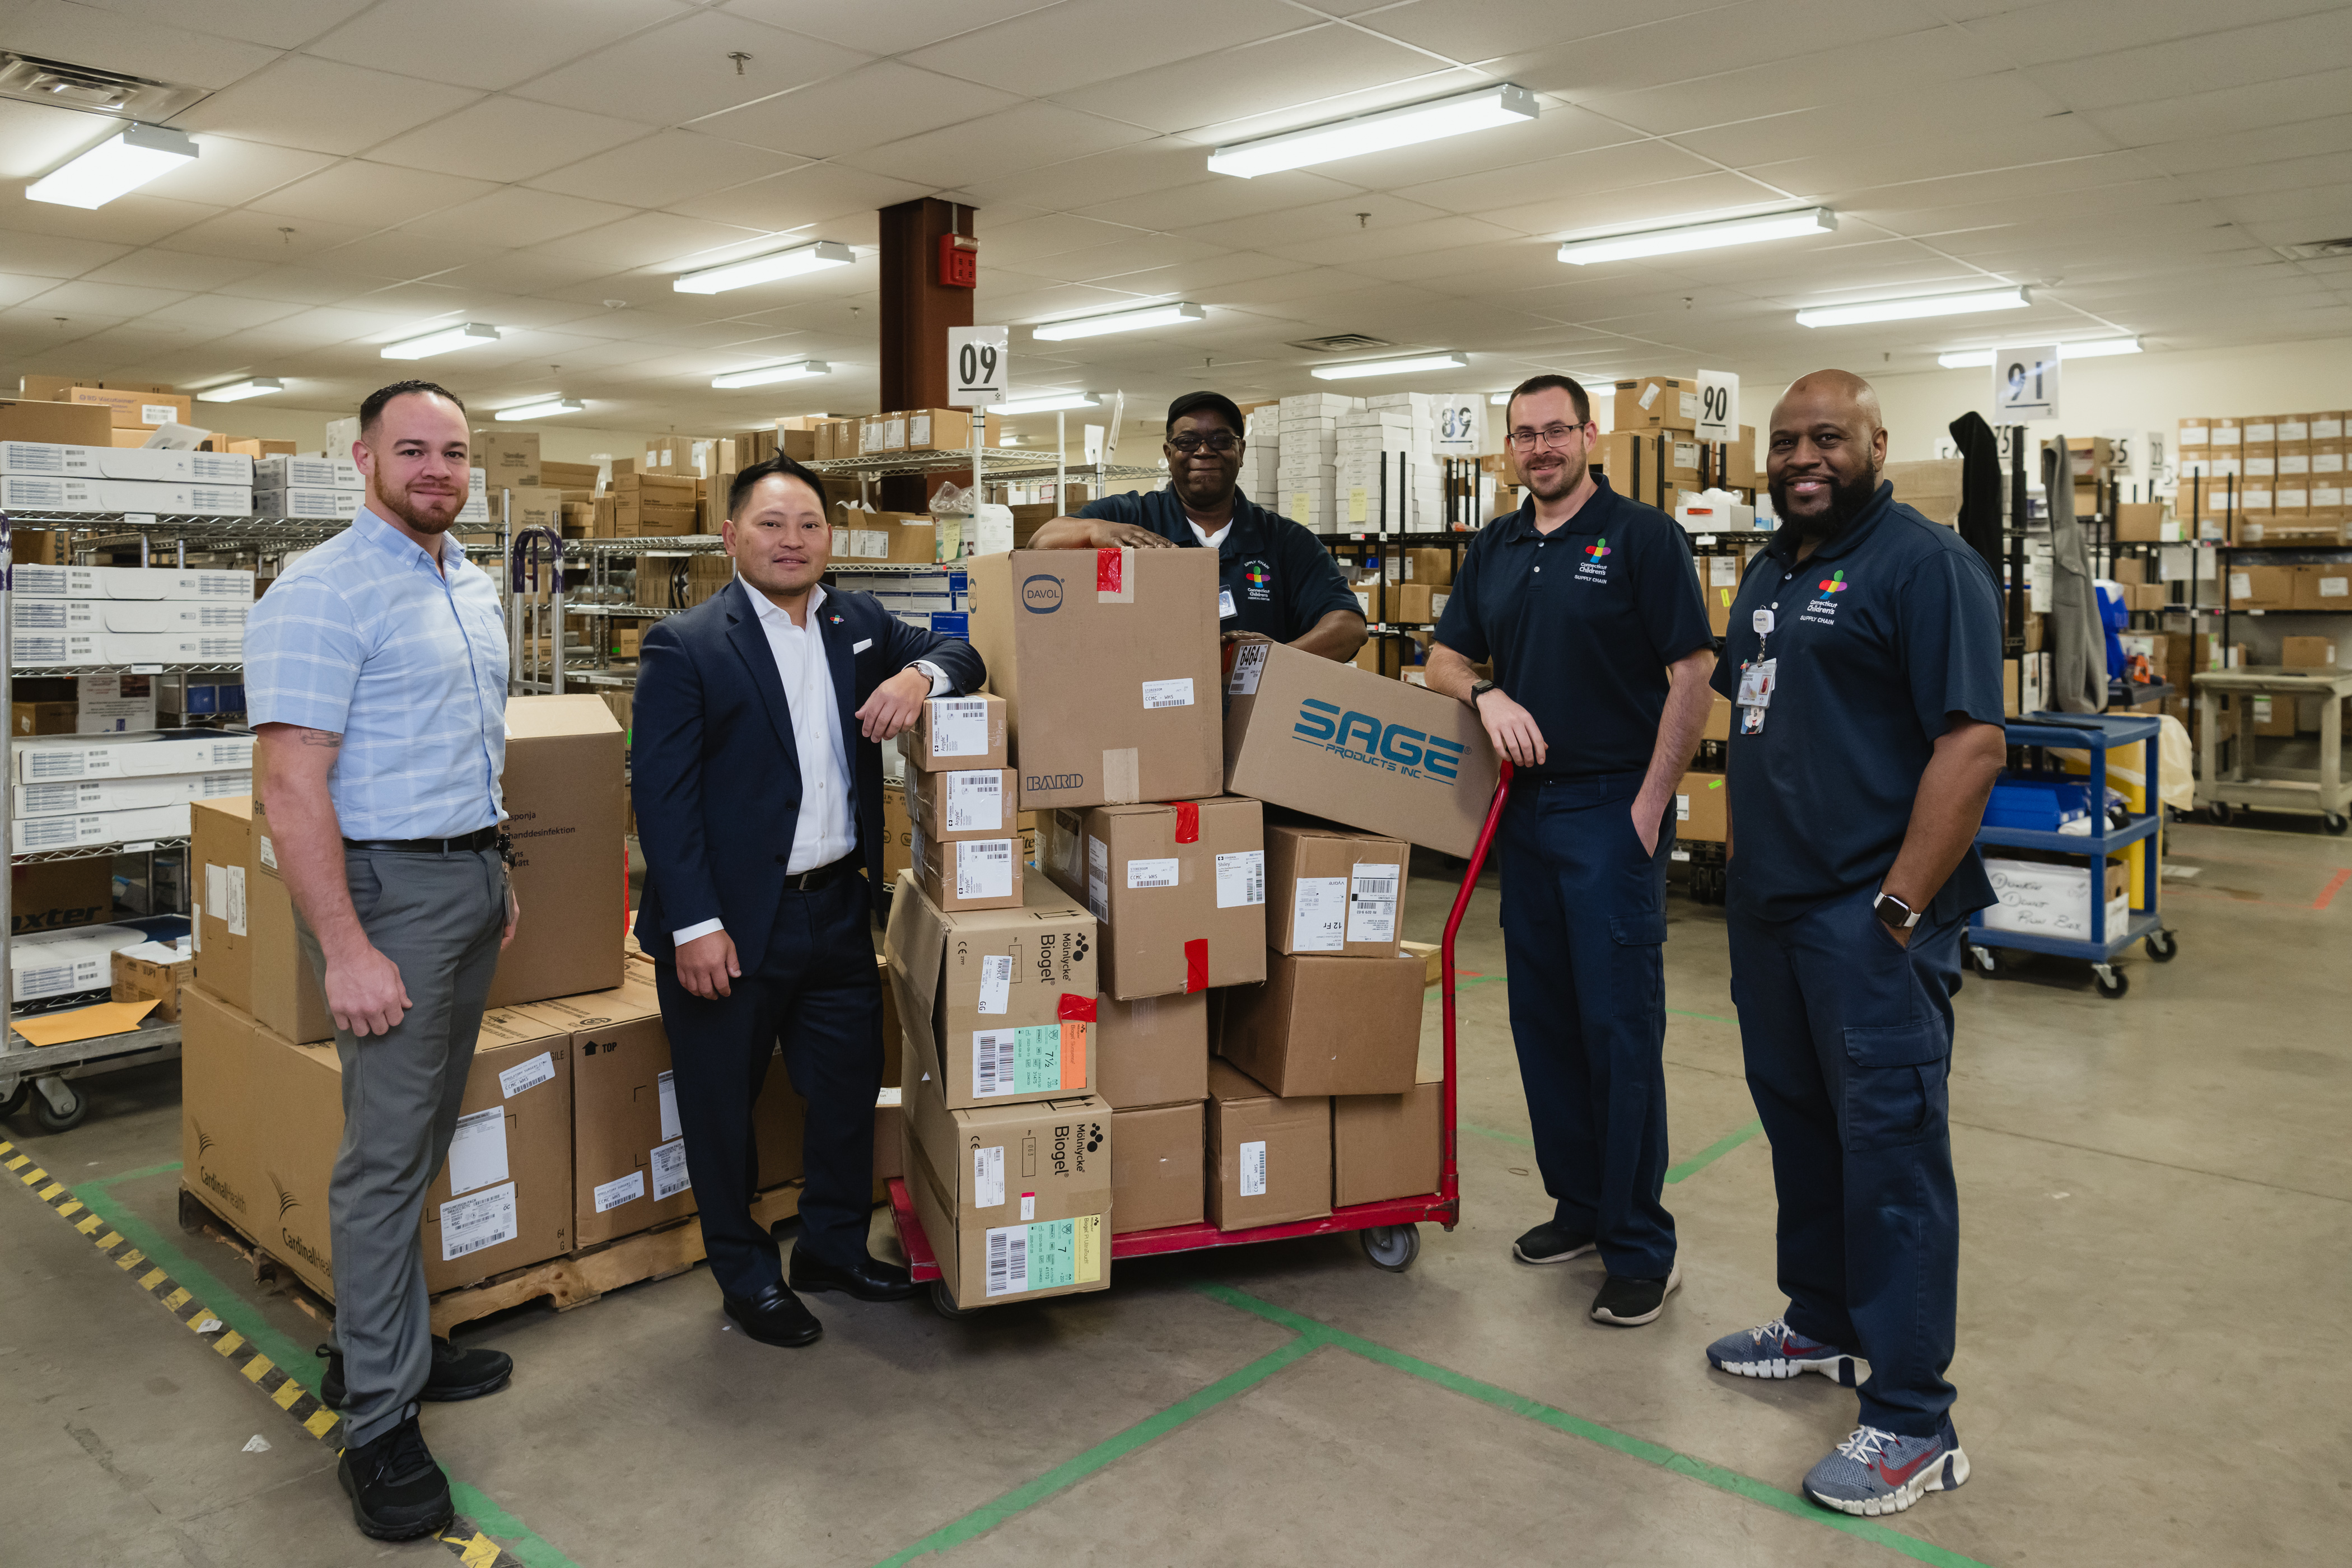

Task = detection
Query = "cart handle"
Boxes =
[1439,760,1515,1220]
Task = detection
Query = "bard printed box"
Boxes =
[1263,821,1407,959]
[967,548,1223,810]
[1224,642,1498,858]
[885,872,1097,1109]
[904,1068,1111,1308]
[1040,796,1266,1000]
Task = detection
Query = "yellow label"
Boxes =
[1076,1214,1103,1283]
[1291,491,1309,517]
[1347,486,1368,522]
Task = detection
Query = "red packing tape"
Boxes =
[1057,993,1098,1022]
[1184,938,1208,993]
[1096,548,1123,594]
[1172,800,1199,843]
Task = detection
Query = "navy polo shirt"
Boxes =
[1075,489,1360,642]
[1709,482,2005,924]
[1431,475,1712,778]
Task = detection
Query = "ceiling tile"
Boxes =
[211,263,394,304]
[76,249,267,292]
[61,0,373,47]
[514,10,871,123]
[133,136,344,208]
[846,102,1160,189]
[1389,137,1721,223]
[1261,215,1531,270]
[545,211,773,272]
[173,57,486,156]
[1074,170,1362,231]
[2022,7,2352,111]
[693,62,1022,158]
[950,137,1227,211]
[369,98,659,183]
[0,192,223,248]
[903,0,1306,97]
[245,161,497,227]
[1471,171,1789,242]
[2085,64,2352,148]
[717,0,1056,55]
[0,100,131,182]
[18,278,197,317]
[135,293,314,335]
[1171,190,1453,251]
[0,0,281,87]
[529,129,807,208]
[1362,0,1726,63]
[1053,29,1464,137]
[661,162,933,231]
[306,0,693,91]
[400,187,640,248]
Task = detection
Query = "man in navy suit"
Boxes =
[632,454,985,1347]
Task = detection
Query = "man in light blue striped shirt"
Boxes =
[245,380,516,1544]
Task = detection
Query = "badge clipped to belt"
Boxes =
[1737,607,1776,734]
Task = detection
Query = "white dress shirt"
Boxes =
[673,584,945,948]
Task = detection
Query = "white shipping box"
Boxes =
[0,475,251,515]
[13,631,244,667]
[12,600,248,634]
[11,923,147,1003]
[254,455,361,489]
[13,730,256,784]
[255,486,365,520]
[1981,859,2130,941]
[11,800,196,853]
[0,441,252,484]
[11,565,256,601]
[15,769,251,819]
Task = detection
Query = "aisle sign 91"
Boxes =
[948,326,1009,408]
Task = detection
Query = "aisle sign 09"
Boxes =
[948,326,1009,408]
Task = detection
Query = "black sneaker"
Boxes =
[337,1414,452,1541]
[1511,1219,1598,1265]
[317,1336,513,1410]
[1590,1264,1682,1326]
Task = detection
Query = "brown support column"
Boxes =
[878,197,974,511]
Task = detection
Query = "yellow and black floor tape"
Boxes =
[4,1141,530,1567]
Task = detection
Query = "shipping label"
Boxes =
[927,698,990,758]
[970,1024,1084,1096]
[1346,862,1399,943]
[498,1051,555,1099]
[650,1137,691,1201]
[1290,876,1348,951]
[1239,1140,1268,1198]
[977,953,1012,1015]
[439,1182,518,1262]
[445,1105,509,1196]
[974,1144,1005,1208]
[1228,642,1268,694]
[1141,677,1194,710]
[983,1215,1102,1297]
[1215,850,1266,908]
[944,769,1002,831]
[592,1170,644,1213]
[956,838,1014,900]
[1126,856,1179,890]
[657,1069,681,1141]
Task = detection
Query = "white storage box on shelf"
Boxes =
[253,455,360,490]
[12,631,245,668]
[12,772,251,820]
[254,487,365,520]
[10,800,216,853]
[10,924,149,1004]
[12,566,256,601]
[12,730,257,785]
[1981,858,2130,942]
[0,475,253,515]
[0,441,254,486]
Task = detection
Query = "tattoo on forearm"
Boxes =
[296,729,343,749]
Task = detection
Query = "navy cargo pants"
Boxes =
[1498,771,1676,1281]
[1728,885,1962,1437]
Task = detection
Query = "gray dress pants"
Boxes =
[297,844,506,1448]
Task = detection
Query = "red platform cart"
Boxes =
[888,764,1514,1318]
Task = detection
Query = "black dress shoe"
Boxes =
[788,1246,920,1302]
[338,1414,452,1541]
[317,1335,514,1410]
[722,1282,824,1347]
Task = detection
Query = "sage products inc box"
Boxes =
[1040,796,1265,1000]
[885,872,1097,1109]
[904,1069,1110,1307]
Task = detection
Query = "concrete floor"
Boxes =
[5,817,2349,1567]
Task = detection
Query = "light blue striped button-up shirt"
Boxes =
[244,507,507,839]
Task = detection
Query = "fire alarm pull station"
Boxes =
[939,233,978,290]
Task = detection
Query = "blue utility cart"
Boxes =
[1968,712,2178,999]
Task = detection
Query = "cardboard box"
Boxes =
[903,1069,1110,1307]
[1112,1101,1205,1234]
[909,819,1023,912]
[1218,949,1424,1097]
[967,549,1224,811]
[1982,860,2130,944]
[904,408,972,451]
[899,693,1007,772]
[1333,1074,1441,1207]
[2281,636,2339,669]
[491,695,627,1008]
[2113,502,2167,542]
[885,871,1097,1109]
[1596,430,1699,503]
[473,429,542,489]
[1676,770,1728,843]
[1094,990,1210,1110]
[111,939,193,1023]
[904,766,1015,843]
[1608,375,1700,432]
[0,398,111,446]
[12,701,79,736]
[59,385,192,429]
[1207,1059,1329,1230]
[882,782,913,881]
[2241,516,2352,547]
[179,983,262,1233]
[833,511,939,566]
[12,857,113,935]
[1222,642,1500,858]
[2226,564,2295,611]
[190,797,254,1014]
[1262,821,1408,959]
[520,976,694,1246]
[1039,796,1266,1000]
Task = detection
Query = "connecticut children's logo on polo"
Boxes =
[1242,558,1273,600]
[1585,537,1611,559]
[1576,535,1612,583]
[1817,570,1849,594]
[1802,568,1849,625]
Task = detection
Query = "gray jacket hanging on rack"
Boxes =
[2045,434,2107,713]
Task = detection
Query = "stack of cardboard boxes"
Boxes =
[813,409,971,461]
[1599,375,1758,516]
[1279,393,1356,533]
[15,376,194,445]
[2179,412,2349,544]
[899,694,1021,913]
[10,729,252,856]
[10,564,253,671]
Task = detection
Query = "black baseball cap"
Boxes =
[1165,390,1244,436]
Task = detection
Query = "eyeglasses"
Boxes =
[1507,422,1590,451]
[1166,431,1240,455]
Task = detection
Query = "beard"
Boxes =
[1173,463,1235,511]
[379,479,461,536]
[1774,461,1880,542]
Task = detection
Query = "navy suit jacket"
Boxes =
[630,578,986,961]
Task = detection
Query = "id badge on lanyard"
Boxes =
[1219,587,1238,620]
[1737,607,1776,734]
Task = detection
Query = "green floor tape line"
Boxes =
[1668,1006,1738,1024]
[1665,1118,1766,1183]
[1199,1285,1995,1568]
[872,1334,1324,1566]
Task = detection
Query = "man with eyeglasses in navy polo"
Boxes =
[1425,374,1716,1329]
[1032,390,1366,659]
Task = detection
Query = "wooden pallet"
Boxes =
[179,1179,803,1336]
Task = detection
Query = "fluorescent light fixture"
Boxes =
[1936,335,2140,369]
[993,391,1103,416]
[381,321,500,359]
[26,123,198,208]
[1558,207,1836,266]
[1310,352,1469,382]
[496,396,584,421]
[1032,302,1203,340]
[710,359,828,389]
[195,376,282,403]
[1796,287,2031,328]
[1208,83,1537,178]
[1489,391,1511,405]
[673,239,854,295]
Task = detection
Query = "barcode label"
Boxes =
[1141,678,1194,709]
[650,1137,692,1201]
[657,1070,681,1141]
[973,1029,1016,1096]
[1676,794,1691,822]
[439,1182,519,1262]
[928,697,990,757]
[970,1025,1071,1096]
[1240,1140,1268,1198]
[1346,862,1400,944]
[974,1144,1004,1208]
[593,1170,645,1213]
[1228,643,1268,694]
[987,1225,1028,1297]
[955,838,1015,899]
[944,770,1004,831]
[1215,850,1265,908]
[977,953,1012,1015]
[984,1218,1086,1297]
[1291,876,1347,951]
[1126,857,1179,889]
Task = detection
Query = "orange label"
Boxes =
[1060,1021,1088,1089]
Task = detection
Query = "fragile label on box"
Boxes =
[1215,850,1265,908]
[984,1215,1101,1296]
[971,1023,1086,1096]
[1346,863,1400,943]
[650,1137,691,1201]
[955,839,1014,899]
[440,1182,518,1261]
[1291,876,1348,951]
[944,771,1002,831]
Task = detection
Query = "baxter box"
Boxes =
[967,548,1223,811]
[1112,1101,1205,1234]
[903,1068,1111,1308]
[1219,950,1424,1098]
[1094,990,1209,1110]
[899,693,1007,772]
[1207,1059,1329,1230]
[1040,796,1266,1000]
[1224,642,1499,858]
[1333,1073,1442,1207]
[12,857,113,936]
[903,766,1015,843]
[885,872,1098,1109]
[909,820,1023,912]
[1263,820,1407,958]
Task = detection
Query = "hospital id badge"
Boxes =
[1737,657,1776,734]
[1219,587,1238,620]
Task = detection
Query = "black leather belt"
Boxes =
[784,852,863,892]
[343,827,502,856]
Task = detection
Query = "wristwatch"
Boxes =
[1468,679,1497,711]
[1873,891,1921,930]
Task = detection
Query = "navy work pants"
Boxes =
[1498,771,1677,1280]
[1728,886,1962,1436]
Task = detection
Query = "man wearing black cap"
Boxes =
[1031,391,1366,658]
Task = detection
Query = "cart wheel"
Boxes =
[2325,812,2348,837]
[2144,928,2178,962]
[2205,801,2233,825]
[1361,1225,1420,1272]
[30,1077,87,1133]
[1970,944,2001,976]
[2093,965,2129,1000]
[929,1280,977,1320]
